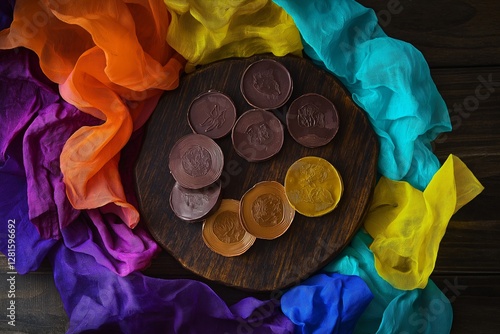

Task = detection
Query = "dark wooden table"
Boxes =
[1,0,499,332]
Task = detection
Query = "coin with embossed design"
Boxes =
[168,133,224,189]
[240,181,295,240]
[232,109,284,162]
[188,90,237,139]
[202,199,256,257]
[240,59,293,110]
[170,181,222,222]
[286,93,339,148]
[284,156,343,217]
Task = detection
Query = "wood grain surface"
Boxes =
[134,54,379,291]
[2,0,500,333]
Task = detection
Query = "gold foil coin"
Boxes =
[202,199,256,257]
[284,156,343,217]
[240,181,295,240]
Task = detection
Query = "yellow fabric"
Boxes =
[164,0,303,72]
[364,154,484,290]
[0,0,185,229]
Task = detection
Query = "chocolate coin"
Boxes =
[202,199,256,257]
[240,181,295,240]
[240,59,293,110]
[286,93,339,148]
[188,91,237,139]
[169,181,222,222]
[168,133,224,189]
[232,109,284,162]
[284,156,343,217]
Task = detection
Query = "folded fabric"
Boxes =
[165,0,303,72]
[364,154,484,290]
[324,231,453,334]
[0,48,91,239]
[50,240,294,334]
[0,0,185,229]
[273,0,451,190]
[0,48,160,275]
[281,273,373,334]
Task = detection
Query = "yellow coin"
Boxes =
[202,199,256,257]
[284,156,343,217]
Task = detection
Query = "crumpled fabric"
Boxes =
[0,48,160,275]
[0,48,93,239]
[364,154,484,290]
[273,0,452,190]
[281,273,373,334]
[0,0,185,229]
[0,139,58,274]
[50,241,294,334]
[324,232,453,334]
[165,0,303,72]
[0,46,293,333]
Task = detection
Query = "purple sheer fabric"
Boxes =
[0,48,161,276]
[50,242,294,334]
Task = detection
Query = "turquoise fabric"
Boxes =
[281,273,373,334]
[273,0,451,190]
[323,231,453,334]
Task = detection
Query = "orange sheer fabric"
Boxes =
[0,0,185,229]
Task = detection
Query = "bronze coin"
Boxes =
[286,93,340,148]
[188,90,237,139]
[232,109,284,162]
[168,133,224,189]
[240,181,295,240]
[202,199,256,257]
[240,59,293,110]
[169,181,222,222]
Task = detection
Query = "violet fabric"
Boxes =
[0,48,161,276]
[50,241,294,334]
[0,47,93,240]
[281,273,373,334]
[0,0,14,30]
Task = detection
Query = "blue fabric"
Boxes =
[323,231,453,334]
[274,0,451,190]
[281,273,373,334]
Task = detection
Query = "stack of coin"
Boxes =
[286,93,340,148]
[169,59,345,257]
[232,109,284,162]
[168,133,224,221]
[187,90,237,139]
[240,59,293,110]
[239,181,295,240]
[202,199,257,257]
[284,156,343,217]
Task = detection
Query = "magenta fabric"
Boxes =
[0,48,160,275]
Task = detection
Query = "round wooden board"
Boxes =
[134,54,379,291]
